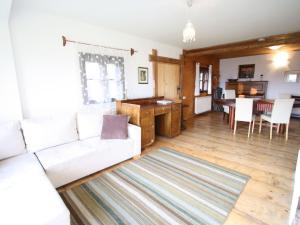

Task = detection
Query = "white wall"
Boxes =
[10,8,182,118]
[0,0,22,123]
[220,52,300,98]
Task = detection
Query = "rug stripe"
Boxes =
[118,164,221,224]
[61,148,249,225]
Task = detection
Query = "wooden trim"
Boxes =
[152,49,158,97]
[149,54,181,64]
[194,94,212,98]
[150,49,182,98]
[179,54,184,99]
[185,31,300,57]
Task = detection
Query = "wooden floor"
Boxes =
[59,112,300,225]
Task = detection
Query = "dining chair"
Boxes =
[234,98,255,138]
[278,93,291,99]
[223,90,236,117]
[259,99,295,140]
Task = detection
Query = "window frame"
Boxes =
[79,52,125,105]
[284,70,300,83]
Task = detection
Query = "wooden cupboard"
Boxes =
[225,81,268,98]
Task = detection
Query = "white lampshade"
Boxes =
[183,21,196,43]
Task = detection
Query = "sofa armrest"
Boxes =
[128,124,141,157]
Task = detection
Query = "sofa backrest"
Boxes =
[77,108,115,140]
[0,121,26,160]
[21,114,78,152]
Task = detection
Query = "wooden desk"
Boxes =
[116,97,181,148]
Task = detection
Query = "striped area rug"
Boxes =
[61,148,249,225]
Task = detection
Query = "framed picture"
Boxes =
[138,67,148,84]
[238,64,255,79]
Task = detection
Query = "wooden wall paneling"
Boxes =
[182,59,195,120]
[182,54,220,120]
[179,54,184,99]
[149,55,181,64]
[150,49,182,98]
[157,63,180,100]
[157,62,165,97]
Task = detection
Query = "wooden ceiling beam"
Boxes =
[185,31,300,57]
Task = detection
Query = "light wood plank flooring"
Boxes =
[59,112,300,225]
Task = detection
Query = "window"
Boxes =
[284,71,299,83]
[194,64,212,96]
[199,67,209,93]
[79,53,125,104]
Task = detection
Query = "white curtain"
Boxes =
[208,65,212,94]
[195,63,200,95]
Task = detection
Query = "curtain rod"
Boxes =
[62,35,137,56]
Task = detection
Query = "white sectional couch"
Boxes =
[0,109,141,225]
[0,122,70,225]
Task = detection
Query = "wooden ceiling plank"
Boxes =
[185,31,300,57]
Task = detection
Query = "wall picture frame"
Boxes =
[238,64,255,79]
[138,67,148,84]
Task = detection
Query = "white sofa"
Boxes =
[0,109,141,225]
[0,122,70,225]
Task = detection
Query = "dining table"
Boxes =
[214,98,300,130]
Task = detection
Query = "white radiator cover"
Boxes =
[194,96,212,114]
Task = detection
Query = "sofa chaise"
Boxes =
[0,109,141,225]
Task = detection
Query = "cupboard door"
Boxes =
[140,108,154,126]
[171,103,181,137]
[140,108,155,148]
[157,63,180,100]
[141,126,155,147]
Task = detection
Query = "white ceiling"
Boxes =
[12,0,300,49]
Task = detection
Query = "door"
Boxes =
[157,63,180,99]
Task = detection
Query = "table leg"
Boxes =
[229,106,235,129]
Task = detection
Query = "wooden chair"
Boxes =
[259,99,295,140]
[223,90,236,119]
[234,98,255,138]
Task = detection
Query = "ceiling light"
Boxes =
[273,51,289,68]
[269,45,282,50]
[183,0,196,43]
[183,21,196,43]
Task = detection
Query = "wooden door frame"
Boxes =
[149,49,183,98]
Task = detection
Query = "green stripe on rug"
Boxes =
[61,147,250,225]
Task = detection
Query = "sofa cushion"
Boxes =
[0,153,70,225]
[0,153,44,189]
[35,138,135,187]
[101,115,128,139]
[77,108,115,140]
[21,115,78,152]
[0,121,26,160]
